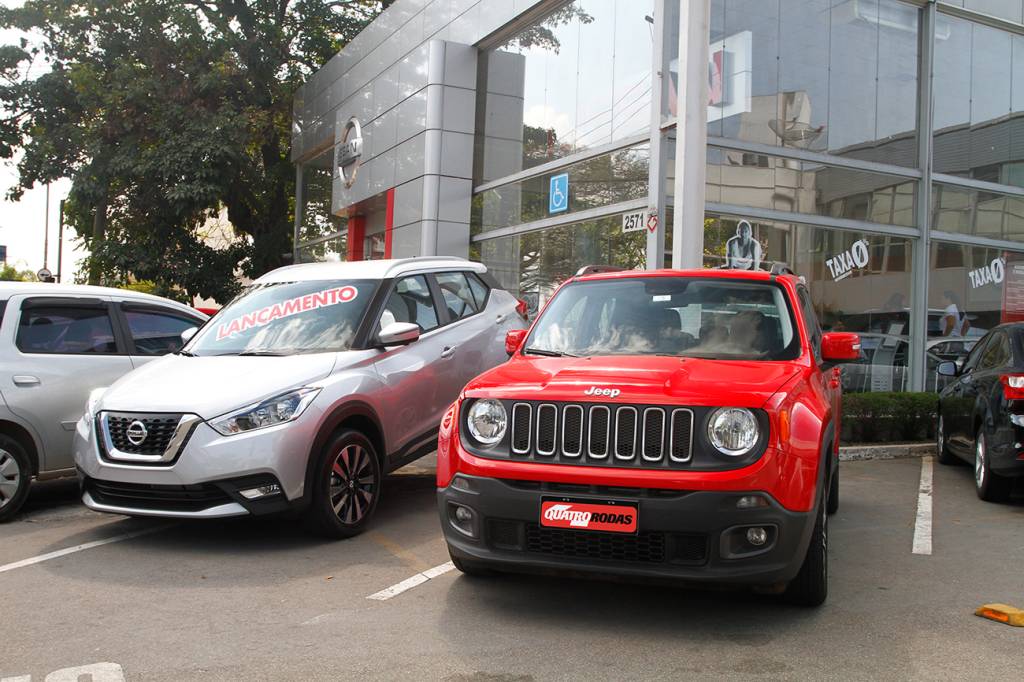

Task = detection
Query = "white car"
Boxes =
[74,257,525,538]
[0,283,207,521]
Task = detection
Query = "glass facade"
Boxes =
[468,0,1024,393]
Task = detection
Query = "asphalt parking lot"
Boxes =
[2,456,1022,681]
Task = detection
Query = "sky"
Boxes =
[0,0,85,280]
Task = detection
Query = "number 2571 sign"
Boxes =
[622,210,650,234]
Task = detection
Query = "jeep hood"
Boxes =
[465,356,805,408]
[97,353,341,419]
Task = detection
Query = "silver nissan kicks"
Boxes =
[74,257,525,538]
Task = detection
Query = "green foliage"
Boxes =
[0,0,382,302]
[0,262,36,281]
[841,391,938,444]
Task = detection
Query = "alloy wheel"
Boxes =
[975,434,986,489]
[0,448,22,510]
[329,444,376,525]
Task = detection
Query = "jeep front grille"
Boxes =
[505,402,694,468]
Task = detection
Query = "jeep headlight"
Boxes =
[209,387,321,436]
[708,408,759,456]
[466,399,507,445]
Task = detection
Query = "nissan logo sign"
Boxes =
[337,117,363,189]
[126,420,149,446]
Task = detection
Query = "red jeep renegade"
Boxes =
[436,267,859,606]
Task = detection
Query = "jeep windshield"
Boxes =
[186,280,378,356]
[523,277,800,361]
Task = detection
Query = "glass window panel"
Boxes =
[477,216,648,316]
[476,0,654,185]
[929,241,1024,372]
[297,234,347,263]
[435,272,480,321]
[706,0,917,166]
[963,0,1023,23]
[125,310,198,356]
[17,305,117,355]
[704,215,917,391]
[932,183,1024,241]
[298,149,345,245]
[473,145,650,235]
[696,149,916,227]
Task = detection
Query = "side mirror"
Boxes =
[505,329,527,356]
[181,327,199,344]
[936,360,958,377]
[821,332,861,362]
[379,321,420,347]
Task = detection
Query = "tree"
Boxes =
[0,262,36,281]
[0,0,382,302]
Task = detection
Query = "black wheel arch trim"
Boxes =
[300,401,387,512]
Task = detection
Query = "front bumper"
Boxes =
[73,414,314,518]
[439,474,815,585]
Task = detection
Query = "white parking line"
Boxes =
[912,456,933,556]
[0,524,172,574]
[366,561,455,601]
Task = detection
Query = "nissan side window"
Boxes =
[124,308,200,356]
[379,275,439,333]
[466,272,490,309]
[17,304,118,354]
[435,272,479,322]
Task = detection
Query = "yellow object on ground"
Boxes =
[975,604,1024,626]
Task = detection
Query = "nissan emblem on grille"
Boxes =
[126,420,149,446]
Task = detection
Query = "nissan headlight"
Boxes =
[708,408,759,456]
[209,387,321,436]
[467,399,507,445]
[85,387,108,421]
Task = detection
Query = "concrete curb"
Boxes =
[839,442,935,462]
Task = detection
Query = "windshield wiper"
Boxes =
[236,350,288,357]
[522,347,579,358]
[176,350,196,357]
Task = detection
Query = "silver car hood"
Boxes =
[99,353,341,419]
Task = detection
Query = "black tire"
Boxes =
[936,412,957,465]
[826,464,839,516]
[784,494,828,607]
[974,430,1013,503]
[0,435,32,523]
[303,429,382,539]
[449,549,493,577]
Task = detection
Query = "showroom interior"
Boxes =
[290,0,1024,392]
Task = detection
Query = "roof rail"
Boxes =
[575,265,626,277]
[383,256,470,277]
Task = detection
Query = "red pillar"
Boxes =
[348,214,365,261]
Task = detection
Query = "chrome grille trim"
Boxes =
[641,408,666,462]
[511,403,532,455]
[561,405,584,457]
[614,406,638,461]
[535,403,558,456]
[669,409,695,463]
[98,412,201,465]
[587,405,611,459]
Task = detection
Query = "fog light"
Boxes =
[239,483,281,500]
[746,527,768,546]
[448,503,477,538]
[736,495,768,509]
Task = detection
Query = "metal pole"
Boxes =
[671,0,710,269]
[43,182,50,269]
[645,0,668,271]
[909,1,936,392]
[57,199,65,283]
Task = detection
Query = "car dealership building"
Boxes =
[292,0,1024,391]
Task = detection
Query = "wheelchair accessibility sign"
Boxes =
[549,173,569,214]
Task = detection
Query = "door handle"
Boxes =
[13,375,40,387]
[441,346,457,358]
[496,313,507,323]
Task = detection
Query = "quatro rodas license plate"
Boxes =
[540,498,638,534]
